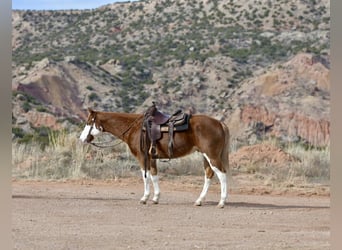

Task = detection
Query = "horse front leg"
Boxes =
[140,170,150,204]
[150,159,160,204]
[140,159,160,204]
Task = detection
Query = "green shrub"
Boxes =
[22,101,31,112]
[88,92,100,102]
[12,127,26,138]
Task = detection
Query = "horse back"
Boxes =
[189,114,226,139]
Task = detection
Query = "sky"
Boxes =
[12,0,136,10]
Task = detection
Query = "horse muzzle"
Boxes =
[86,134,94,143]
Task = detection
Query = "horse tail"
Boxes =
[220,122,230,173]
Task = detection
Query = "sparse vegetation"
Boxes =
[12,130,330,189]
[12,0,330,189]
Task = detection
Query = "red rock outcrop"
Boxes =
[240,105,330,147]
[226,53,330,147]
[230,143,299,169]
[25,111,62,130]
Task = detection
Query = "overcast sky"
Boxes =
[12,0,136,10]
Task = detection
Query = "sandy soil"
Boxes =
[12,177,330,250]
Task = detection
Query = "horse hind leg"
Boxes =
[202,153,227,208]
[195,158,215,206]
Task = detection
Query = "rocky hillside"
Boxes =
[12,0,330,148]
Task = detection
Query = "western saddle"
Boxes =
[141,102,190,159]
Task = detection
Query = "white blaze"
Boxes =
[79,124,102,142]
[79,125,92,142]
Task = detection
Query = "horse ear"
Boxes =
[87,107,94,114]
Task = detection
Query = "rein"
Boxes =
[89,139,124,148]
[88,115,143,149]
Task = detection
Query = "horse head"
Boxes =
[79,108,103,143]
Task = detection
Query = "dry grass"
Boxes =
[12,132,329,189]
[12,131,140,180]
[12,129,206,180]
[229,138,329,189]
[284,144,330,184]
[244,142,330,188]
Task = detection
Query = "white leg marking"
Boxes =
[214,168,227,208]
[79,125,91,142]
[195,177,211,206]
[151,175,160,204]
[140,170,150,204]
[203,153,227,208]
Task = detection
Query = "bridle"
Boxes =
[85,114,144,149]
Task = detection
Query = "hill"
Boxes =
[12,0,330,148]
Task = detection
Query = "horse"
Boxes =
[79,108,230,208]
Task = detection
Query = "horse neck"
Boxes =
[97,112,142,140]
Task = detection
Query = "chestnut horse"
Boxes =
[79,108,230,208]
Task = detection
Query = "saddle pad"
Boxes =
[160,113,190,132]
[160,122,189,132]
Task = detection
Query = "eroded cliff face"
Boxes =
[225,53,330,147]
[239,105,329,147]
[17,75,86,120]
[12,58,122,131]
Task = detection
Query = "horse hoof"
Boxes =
[140,200,147,205]
[152,194,160,204]
[194,200,202,206]
[217,203,225,209]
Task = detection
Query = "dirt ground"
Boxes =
[12,176,330,250]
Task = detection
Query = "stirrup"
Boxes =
[149,144,158,158]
